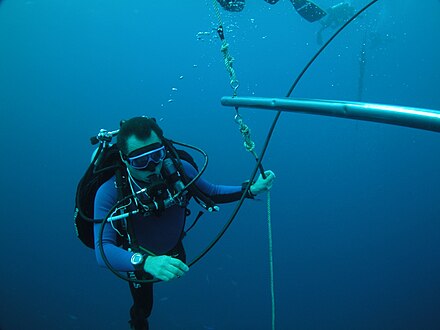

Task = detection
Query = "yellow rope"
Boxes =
[212,0,256,155]
[234,112,256,153]
[212,0,239,96]
[267,191,275,330]
[211,4,276,327]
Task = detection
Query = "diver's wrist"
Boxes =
[241,180,257,198]
[143,255,154,273]
[249,184,257,196]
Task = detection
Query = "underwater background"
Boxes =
[1,0,439,329]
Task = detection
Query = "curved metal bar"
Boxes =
[221,97,440,133]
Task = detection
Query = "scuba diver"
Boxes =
[217,1,356,42]
[316,2,357,44]
[83,116,275,330]
[217,0,327,22]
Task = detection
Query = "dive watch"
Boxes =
[130,253,145,271]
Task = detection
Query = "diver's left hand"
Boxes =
[250,170,276,195]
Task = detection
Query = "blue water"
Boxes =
[1,0,439,329]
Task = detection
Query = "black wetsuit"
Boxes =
[94,161,252,329]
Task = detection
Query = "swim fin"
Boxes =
[291,0,327,22]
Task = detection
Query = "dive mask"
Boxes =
[124,143,166,170]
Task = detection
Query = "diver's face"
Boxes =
[123,132,163,182]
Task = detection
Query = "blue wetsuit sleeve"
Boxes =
[182,161,249,203]
[93,177,135,272]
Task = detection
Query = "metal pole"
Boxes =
[221,97,440,133]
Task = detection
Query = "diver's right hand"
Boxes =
[143,255,189,281]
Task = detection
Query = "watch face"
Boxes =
[131,253,143,265]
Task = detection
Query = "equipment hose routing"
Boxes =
[99,0,380,284]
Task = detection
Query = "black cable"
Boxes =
[95,0,380,281]
[189,0,379,267]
